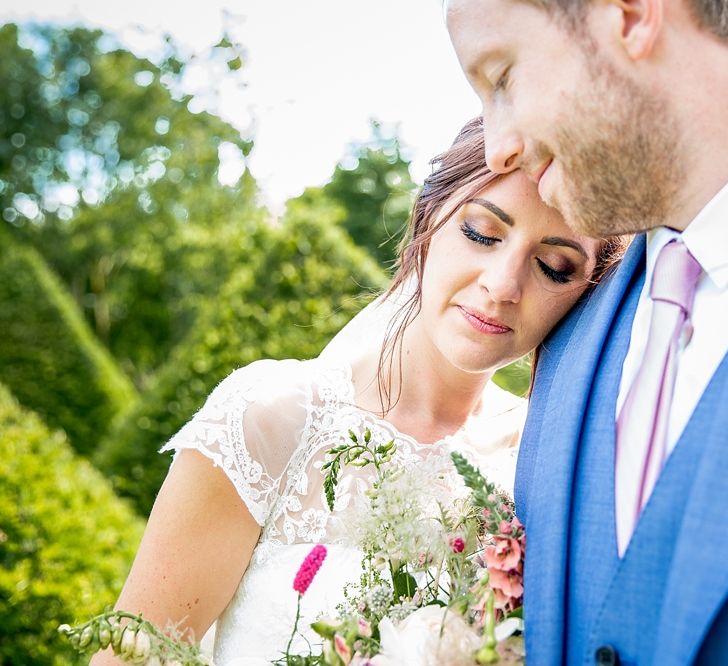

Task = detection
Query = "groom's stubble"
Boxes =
[547,49,686,238]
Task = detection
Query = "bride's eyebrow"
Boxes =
[541,236,588,259]
[467,198,514,226]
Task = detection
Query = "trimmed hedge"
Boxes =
[95,204,388,514]
[0,239,137,456]
[0,382,144,665]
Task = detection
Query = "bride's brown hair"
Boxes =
[375,116,628,412]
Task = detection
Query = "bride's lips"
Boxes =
[458,306,512,335]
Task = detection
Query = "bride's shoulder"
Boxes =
[211,356,352,412]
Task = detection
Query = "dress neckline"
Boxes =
[333,358,475,451]
[319,356,525,455]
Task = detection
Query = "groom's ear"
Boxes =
[604,0,664,61]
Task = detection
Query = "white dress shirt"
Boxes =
[615,181,728,536]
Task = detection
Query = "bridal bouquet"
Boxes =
[60,430,525,665]
[274,430,525,666]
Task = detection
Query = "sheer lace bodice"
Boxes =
[160,357,525,665]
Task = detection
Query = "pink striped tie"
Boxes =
[615,239,702,556]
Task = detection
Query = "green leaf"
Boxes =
[226,56,243,72]
[450,451,495,508]
[323,457,341,511]
[426,598,447,607]
[391,570,417,601]
[215,36,233,49]
[438,502,455,533]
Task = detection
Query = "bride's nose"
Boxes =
[477,255,524,304]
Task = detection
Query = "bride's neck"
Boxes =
[350,332,492,445]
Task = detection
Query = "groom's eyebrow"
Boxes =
[541,237,589,259]
[469,198,514,226]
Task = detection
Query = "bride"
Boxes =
[92,117,623,665]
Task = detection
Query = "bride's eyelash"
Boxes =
[536,257,573,284]
[461,221,573,285]
[460,221,500,246]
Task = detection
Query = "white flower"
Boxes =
[132,629,151,660]
[297,508,328,542]
[370,606,480,666]
[334,464,458,569]
[495,617,523,642]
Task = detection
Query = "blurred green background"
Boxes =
[0,22,529,664]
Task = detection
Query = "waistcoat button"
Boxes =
[595,645,620,666]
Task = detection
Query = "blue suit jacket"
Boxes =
[516,235,728,664]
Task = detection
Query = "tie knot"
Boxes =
[650,240,702,314]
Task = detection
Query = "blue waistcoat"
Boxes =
[516,235,728,665]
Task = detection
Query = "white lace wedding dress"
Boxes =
[160,356,524,666]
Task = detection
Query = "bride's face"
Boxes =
[415,170,601,374]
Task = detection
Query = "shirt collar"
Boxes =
[645,180,728,291]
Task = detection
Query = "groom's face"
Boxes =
[446,0,683,237]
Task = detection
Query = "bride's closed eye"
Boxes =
[460,220,575,285]
[460,220,500,247]
[535,258,574,284]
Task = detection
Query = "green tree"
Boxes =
[0,23,264,383]
[96,197,387,514]
[0,382,144,665]
[321,120,417,269]
[0,235,136,456]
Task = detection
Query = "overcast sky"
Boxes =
[0,0,481,210]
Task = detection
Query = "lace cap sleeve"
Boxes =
[159,359,313,526]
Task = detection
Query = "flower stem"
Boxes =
[285,594,303,661]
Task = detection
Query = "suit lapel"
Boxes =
[522,235,646,661]
[652,351,728,665]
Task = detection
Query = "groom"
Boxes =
[446,0,728,664]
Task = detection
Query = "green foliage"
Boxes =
[493,356,532,398]
[95,200,388,514]
[450,451,521,538]
[320,120,417,269]
[0,382,144,665]
[61,610,208,664]
[0,23,264,382]
[0,236,136,455]
[53,174,266,384]
[321,429,396,510]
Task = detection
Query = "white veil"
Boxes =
[319,276,418,363]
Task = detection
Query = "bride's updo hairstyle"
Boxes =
[376,116,628,410]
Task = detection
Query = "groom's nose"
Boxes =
[483,109,524,174]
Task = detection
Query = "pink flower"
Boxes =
[499,520,513,535]
[489,568,524,611]
[489,568,524,600]
[450,536,466,553]
[293,544,327,596]
[483,535,524,612]
[334,633,352,665]
[357,618,373,638]
[483,536,522,572]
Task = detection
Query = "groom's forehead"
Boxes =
[446,0,555,44]
[446,0,560,67]
[445,0,585,36]
[446,0,568,15]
